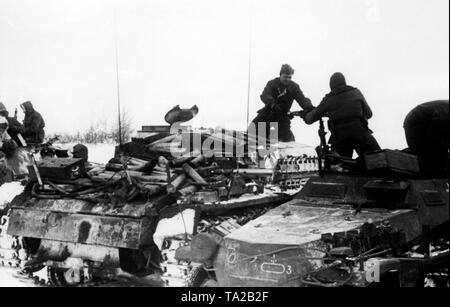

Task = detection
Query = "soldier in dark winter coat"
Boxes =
[20,101,45,144]
[250,64,314,143]
[304,72,381,158]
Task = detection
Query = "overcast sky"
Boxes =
[0,0,448,149]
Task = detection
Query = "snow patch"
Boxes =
[0,182,24,209]
[153,209,196,250]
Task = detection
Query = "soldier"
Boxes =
[20,101,45,144]
[250,64,314,143]
[72,143,96,171]
[0,118,14,182]
[303,72,380,158]
[0,116,10,158]
[0,117,18,159]
[403,100,449,178]
[0,102,25,145]
[72,144,88,161]
[0,114,29,176]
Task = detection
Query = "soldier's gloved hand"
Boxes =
[298,110,308,119]
[301,108,316,123]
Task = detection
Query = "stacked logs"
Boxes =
[88,151,225,202]
[83,128,319,203]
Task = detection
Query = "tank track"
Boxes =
[159,239,203,287]
[159,205,276,287]
[3,268,119,287]
[275,156,319,174]
[0,212,28,269]
[273,156,319,190]
[424,238,449,287]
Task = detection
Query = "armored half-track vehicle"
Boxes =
[177,149,449,287]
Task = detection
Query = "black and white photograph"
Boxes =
[0,0,448,293]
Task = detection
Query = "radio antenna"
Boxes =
[245,0,254,128]
[114,9,122,146]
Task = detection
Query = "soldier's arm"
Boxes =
[359,90,373,119]
[304,99,329,125]
[293,84,314,111]
[260,81,277,106]
[9,118,25,134]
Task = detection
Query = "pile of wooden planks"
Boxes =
[84,129,290,202]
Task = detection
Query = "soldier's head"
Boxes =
[0,102,8,118]
[330,72,347,91]
[72,144,88,162]
[20,101,34,114]
[279,64,295,85]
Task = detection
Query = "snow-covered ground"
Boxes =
[85,143,116,164]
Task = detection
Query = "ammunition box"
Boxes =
[28,158,86,181]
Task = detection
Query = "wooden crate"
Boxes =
[364,150,420,174]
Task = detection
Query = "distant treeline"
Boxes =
[48,109,134,144]
[47,128,115,144]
